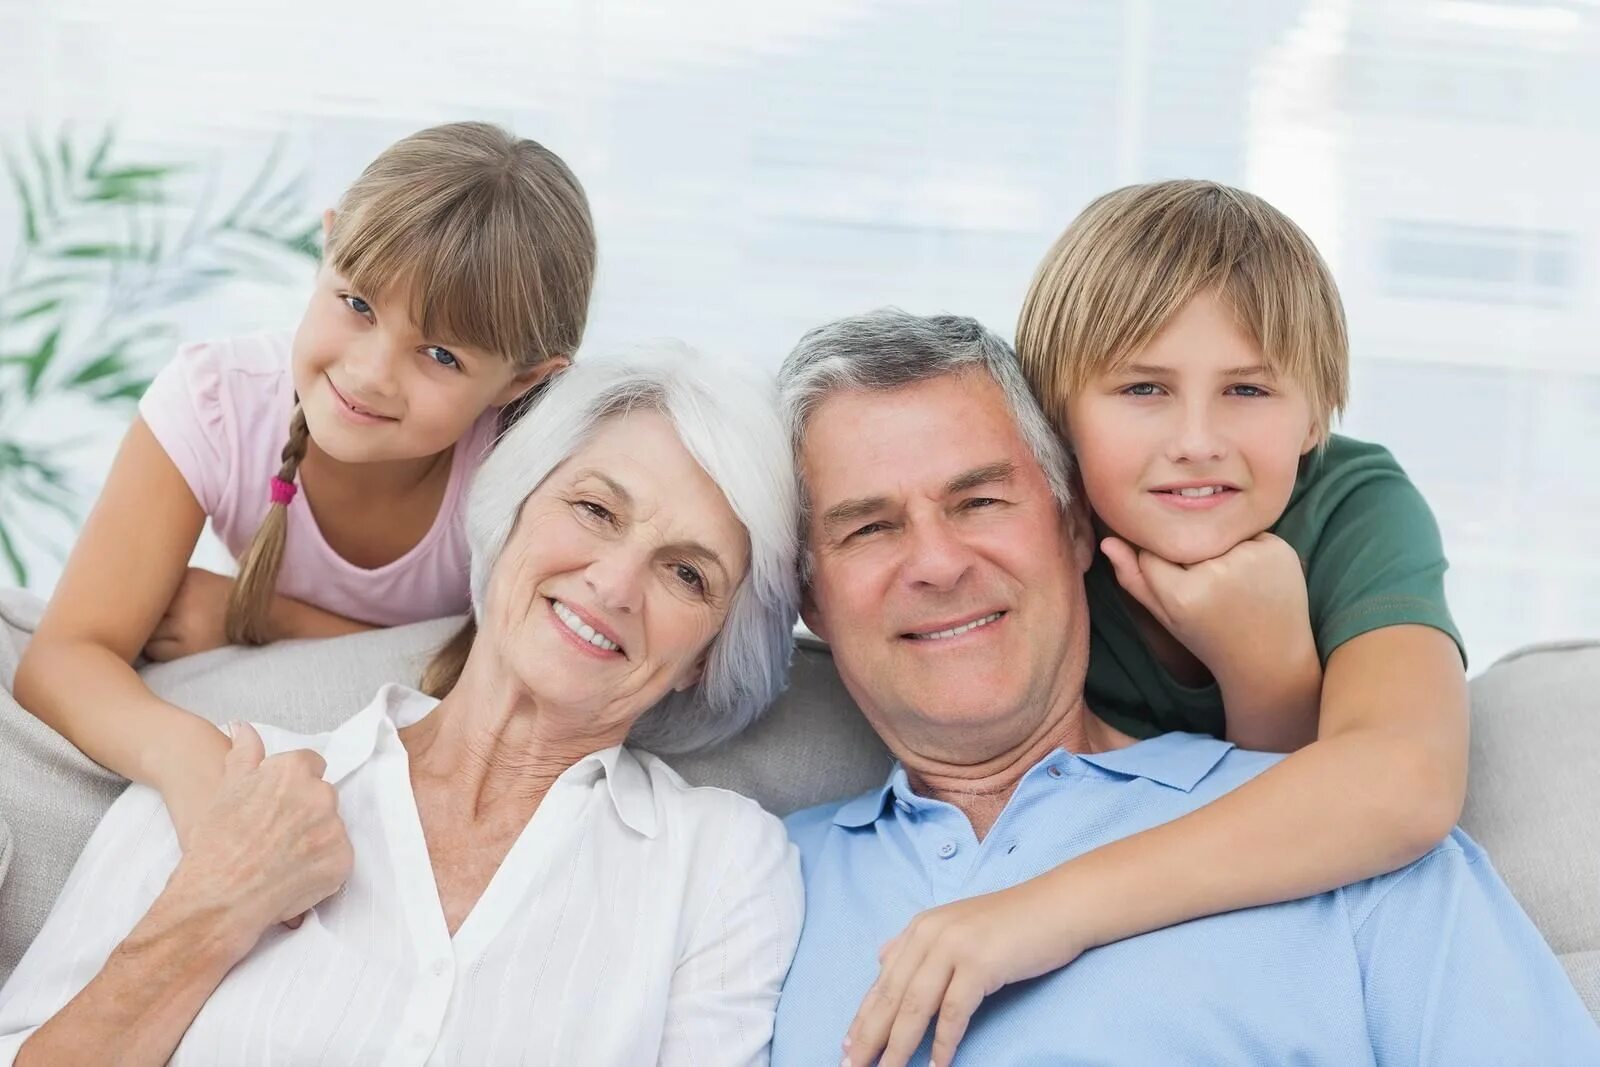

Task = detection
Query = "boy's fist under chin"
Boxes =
[1101,531,1314,677]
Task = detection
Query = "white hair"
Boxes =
[465,340,799,754]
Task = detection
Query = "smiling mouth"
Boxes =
[904,611,1006,641]
[327,376,397,421]
[549,597,624,654]
[1151,485,1237,497]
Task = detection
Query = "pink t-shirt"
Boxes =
[138,332,497,627]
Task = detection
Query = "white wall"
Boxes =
[2,0,1596,668]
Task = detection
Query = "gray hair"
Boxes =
[779,308,1074,583]
[465,340,799,754]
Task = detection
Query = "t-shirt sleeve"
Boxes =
[136,341,233,515]
[1303,459,1465,667]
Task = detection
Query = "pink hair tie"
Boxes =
[269,476,298,506]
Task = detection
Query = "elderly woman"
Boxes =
[0,343,803,1066]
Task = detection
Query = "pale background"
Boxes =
[1,0,1597,670]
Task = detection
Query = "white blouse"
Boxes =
[0,685,803,1066]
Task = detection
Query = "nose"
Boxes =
[584,547,646,615]
[901,515,975,592]
[1165,397,1228,465]
[341,333,399,399]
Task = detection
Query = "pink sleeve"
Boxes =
[137,341,232,515]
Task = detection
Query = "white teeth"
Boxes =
[551,600,621,653]
[1167,486,1226,497]
[908,611,1004,641]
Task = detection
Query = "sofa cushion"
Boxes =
[1563,950,1600,1022]
[1458,640,1600,958]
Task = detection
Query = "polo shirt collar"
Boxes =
[1070,731,1235,792]
[830,731,1235,829]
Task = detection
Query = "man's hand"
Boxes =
[144,567,234,662]
[165,723,353,945]
[842,881,1086,1067]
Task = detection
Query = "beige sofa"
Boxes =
[1,587,1595,1023]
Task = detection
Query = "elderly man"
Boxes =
[771,310,1598,1066]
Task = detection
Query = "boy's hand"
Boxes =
[144,567,234,662]
[841,881,1086,1067]
[1100,532,1312,680]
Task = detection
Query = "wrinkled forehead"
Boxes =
[800,371,1042,511]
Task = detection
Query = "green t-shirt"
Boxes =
[1084,433,1465,740]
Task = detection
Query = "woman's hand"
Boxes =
[144,567,234,662]
[165,723,353,941]
[843,879,1089,1067]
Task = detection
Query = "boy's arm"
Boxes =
[844,623,1468,1067]
[1213,625,1322,752]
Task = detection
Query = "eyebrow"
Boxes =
[819,461,1018,536]
[946,461,1016,496]
[572,470,731,582]
[1120,362,1277,380]
[576,470,634,508]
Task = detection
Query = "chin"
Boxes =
[1114,528,1226,566]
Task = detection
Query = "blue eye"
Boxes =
[1226,384,1270,398]
[1122,382,1163,397]
[424,346,460,370]
[341,294,372,316]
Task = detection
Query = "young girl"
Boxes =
[14,122,597,840]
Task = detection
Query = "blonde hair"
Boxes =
[226,122,597,645]
[1015,179,1349,435]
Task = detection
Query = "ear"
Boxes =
[1063,494,1097,573]
[493,355,570,408]
[1300,418,1323,456]
[798,586,828,643]
[673,651,709,693]
[321,208,336,238]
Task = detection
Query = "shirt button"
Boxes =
[431,958,450,977]
[937,840,958,859]
[1047,765,1064,779]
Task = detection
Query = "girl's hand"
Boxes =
[842,881,1087,1067]
[144,567,235,662]
[158,750,229,851]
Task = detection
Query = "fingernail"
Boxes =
[841,1037,851,1050]
[839,1059,851,1067]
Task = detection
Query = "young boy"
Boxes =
[841,181,1474,1067]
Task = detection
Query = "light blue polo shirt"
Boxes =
[774,732,1600,1065]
